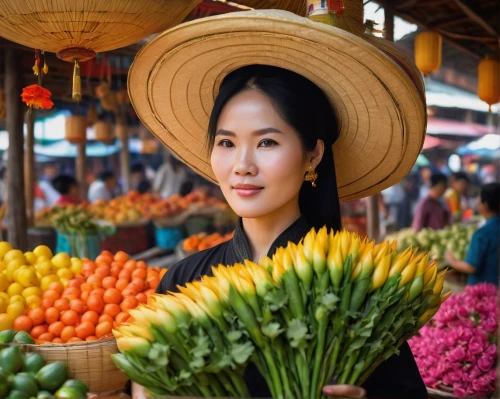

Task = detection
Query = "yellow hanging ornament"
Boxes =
[414,31,442,76]
[478,56,499,112]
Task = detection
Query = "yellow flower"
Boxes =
[415,253,429,276]
[317,226,329,254]
[423,261,438,290]
[371,253,391,291]
[327,235,343,291]
[398,259,418,288]
[117,337,151,357]
[339,231,351,261]
[292,243,313,289]
[373,242,390,265]
[432,270,446,295]
[440,290,453,303]
[358,247,375,279]
[118,324,155,342]
[313,239,326,276]
[303,228,317,263]
[244,260,273,297]
[348,234,362,263]
[272,259,286,284]
[389,247,413,277]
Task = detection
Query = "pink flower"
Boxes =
[453,387,467,397]
[468,336,485,355]
[448,346,466,362]
[482,317,497,332]
[477,354,494,372]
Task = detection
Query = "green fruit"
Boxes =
[5,389,30,399]
[0,329,16,344]
[9,372,39,397]
[13,331,35,345]
[0,370,9,398]
[36,361,68,393]
[37,391,54,399]
[54,387,87,398]
[23,353,46,375]
[0,345,24,373]
[60,380,88,395]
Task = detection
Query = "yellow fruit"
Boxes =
[33,245,53,260]
[36,261,56,277]
[70,258,83,276]
[51,253,71,270]
[0,261,5,273]
[0,273,8,293]
[0,292,9,303]
[7,282,24,297]
[35,255,50,264]
[0,242,13,259]
[25,252,38,266]
[40,275,60,292]
[0,313,14,330]
[22,286,42,299]
[13,265,28,283]
[4,249,26,264]
[16,267,40,288]
[9,295,26,305]
[57,268,73,280]
[7,301,25,318]
[0,296,7,313]
[59,278,69,288]
[25,295,42,309]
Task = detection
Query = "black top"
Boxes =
[156,217,427,399]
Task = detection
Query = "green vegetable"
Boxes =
[0,346,24,373]
[23,353,46,375]
[9,372,39,397]
[60,380,88,396]
[0,329,16,344]
[5,389,30,399]
[37,390,54,399]
[54,387,87,398]
[13,331,35,345]
[0,369,9,398]
[36,362,68,393]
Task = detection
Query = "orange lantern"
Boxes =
[478,57,499,112]
[414,31,442,76]
[65,116,87,144]
[94,121,114,144]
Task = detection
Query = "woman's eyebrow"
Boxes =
[215,128,282,136]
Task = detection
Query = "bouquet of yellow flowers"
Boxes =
[112,228,449,398]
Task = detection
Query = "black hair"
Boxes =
[131,163,145,174]
[452,171,469,183]
[207,65,341,231]
[52,175,78,195]
[98,170,115,182]
[480,182,500,214]
[137,179,151,194]
[430,173,447,188]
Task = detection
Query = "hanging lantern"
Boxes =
[94,121,114,144]
[478,57,499,112]
[65,116,87,144]
[414,31,442,76]
[115,123,129,141]
[0,0,201,101]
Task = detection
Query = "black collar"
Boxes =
[232,216,311,262]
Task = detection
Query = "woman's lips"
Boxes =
[233,184,264,197]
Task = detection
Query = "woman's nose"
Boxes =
[233,148,258,176]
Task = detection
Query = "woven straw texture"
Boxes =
[0,0,201,54]
[22,338,127,394]
[233,0,306,15]
[128,7,426,202]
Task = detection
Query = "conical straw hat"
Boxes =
[128,3,426,202]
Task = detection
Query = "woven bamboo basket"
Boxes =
[21,338,128,394]
[233,0,306,15]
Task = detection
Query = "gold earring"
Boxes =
[304,166,318,187]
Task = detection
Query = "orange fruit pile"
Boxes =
[11,250,167,344]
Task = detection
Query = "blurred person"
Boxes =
[396,175,419,230]
[131,163,152,194]
[52,175,81,206]
[38,163,61,206]
[412,173,449,231]
[88,170,117,203]
[446,182,499,285]
[153,154,189,199]
[418,166,432,200]
[445,171,469,222]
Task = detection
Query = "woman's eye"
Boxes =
[259,139,277,147]
[217,139,234,148]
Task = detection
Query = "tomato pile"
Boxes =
[11,250,166,344]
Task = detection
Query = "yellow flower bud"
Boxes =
[317,226,329,254]
[389,240,398,252]
[371,253,391,291]
[398,259,417,287]
[117,336,151,357]
[432,270,446,295]
[339,231,351,260]
[440,290,453,303]
[417,306,439,329]
[416,253,429,276]
[423,261,437,289]
[293,243,313,289]
[303,228,317,262]
[313,239,326,276]
[272,259,286,283]
[373,242,390,265]
[359,247,375,278]
[389,247,413,277]
[349,234,362,264]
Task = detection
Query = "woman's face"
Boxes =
[211,89,322,219]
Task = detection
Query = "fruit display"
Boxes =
[150,190,227,221]
[182,232,234,253]
[52,206,113,238]
[0,345,89,398]
[386,224,476,265]
[0,243,82,332]
[113,228,448,398]
[88,191,156,225]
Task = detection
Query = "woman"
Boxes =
[129,5,427,399]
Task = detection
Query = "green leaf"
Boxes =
[231,342,255,365]
[261,322,284,339]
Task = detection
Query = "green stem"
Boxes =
[296,351,310,399]
[338,350,361,385]
[254,351,276,398]
[326,332,342,380]
[311,319,328,398]
[263,347,284,399]
[217,371,238,397]
[229,371,251,398]
[276,347,294,399]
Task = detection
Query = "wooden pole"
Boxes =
[76,143,87,200]
[24,109,35,226]
[120,135,131,193]
[5,48,28,250]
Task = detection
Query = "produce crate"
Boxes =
[20,338,128,394]
[56,231,103,259]
[101,224,150,255]
[155,225,185,251]
[27,226,57,252]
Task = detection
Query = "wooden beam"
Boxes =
[384,8,395,41]
[452,0,498,37]
[76,143,87,200]
[24,109,35,227]
[5,48,28,251]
